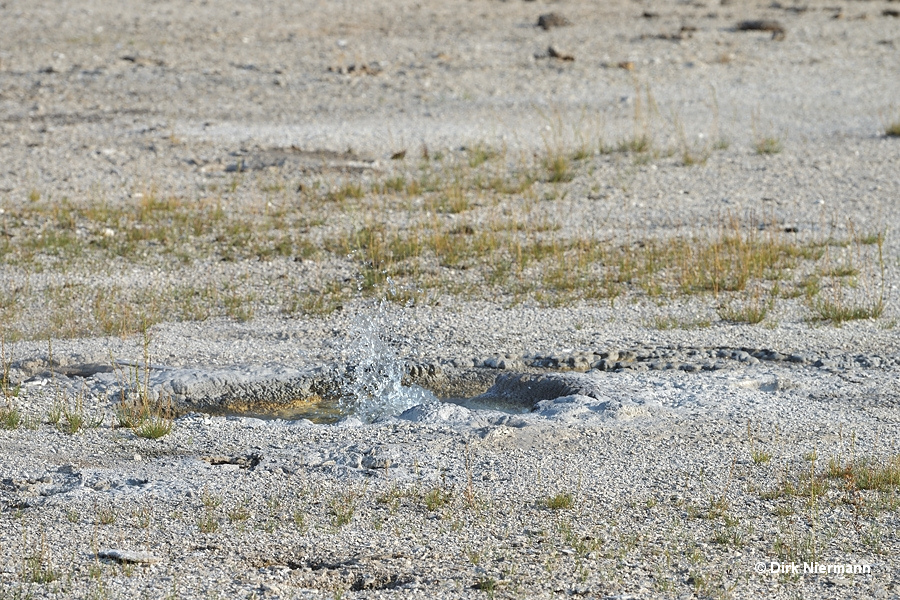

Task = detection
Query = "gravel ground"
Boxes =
[2,0,900,598]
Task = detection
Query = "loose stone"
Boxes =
[98,549,163,564]
[537,13,571,30]
[547,46,575,61]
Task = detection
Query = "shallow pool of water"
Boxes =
[218,392,530,424]
[220,399,348,424]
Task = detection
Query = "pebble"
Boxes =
[547,46,575,62]
[537,13,571,30]
[98,549,163,564]
[736,19,786,40]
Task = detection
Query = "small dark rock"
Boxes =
[98,549,162,564]
[737,19,784,32]
[548,46,575,61]
[327,63,382,76]
[655,25,697,40]
[537,13,571,30]
[736,19,786,39]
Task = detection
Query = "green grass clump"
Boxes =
[331,503,354,527]
[135,415,174,439]
[811,298,884,324]
[544,153,573,183]
[22,552,59,584]
[330,489,361,527]
[754,137,782,155]
[227,502,251,523]
[0,403,22,430]
[97,507,118,525]
[617,134,652,153]
[542,492,575,510]
[55,395,102,434]
[326,182,365,203]
[473,576,498,592]
[467,144,496,168]
[60,408,87,434]
[423,487,452,511]
[198,512,219,533]
[885,121,900,137]
[751,449,773,465]
[114,361,176,439]
[718,295,772,324]
[827,456,900,491]
[681,147,709,167]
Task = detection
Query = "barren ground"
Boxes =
[1,0,900,598]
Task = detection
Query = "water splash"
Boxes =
[338,301,437,422]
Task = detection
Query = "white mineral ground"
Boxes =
[1,0,900,598]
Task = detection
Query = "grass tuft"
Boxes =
[198,512,219,533]
[544,153,573,183]
[718,292,772,324]
[97,506,118,525]
[827,455,900,491]
[754,137,782,155]
[227,503,251,523]
[21,542,59,584]
[751,449,773,465]
[0,403,22,430]
[56,393,103,434]
[542,492,575,510]
[886,120,900,137]
[135,415,174,439]
[330,488,362,527]
[811,297,884,324]
[423,487,452,511]
[473,576,498,592]
[467,144,496,168]
[617,134,652,153]
[113,353,176,438]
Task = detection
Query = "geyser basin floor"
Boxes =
[3,330,900,598]
[1,365,898,599]
[2,0,900,593]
